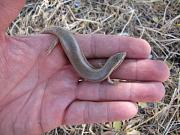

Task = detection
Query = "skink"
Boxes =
[42,27,126,84]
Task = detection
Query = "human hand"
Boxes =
[0,0,170,135]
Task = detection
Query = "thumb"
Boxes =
[0,0,25,34]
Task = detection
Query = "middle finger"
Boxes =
[76,82,165,102]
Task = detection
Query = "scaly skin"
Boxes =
[42,27,126,83]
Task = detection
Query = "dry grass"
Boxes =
[9,0,180,134]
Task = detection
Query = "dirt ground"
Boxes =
[9,0,180,135]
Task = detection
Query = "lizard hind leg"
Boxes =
[46,38,59,55]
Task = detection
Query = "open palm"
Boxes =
[0,0,169,135]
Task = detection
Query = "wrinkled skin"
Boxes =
[0,0,170,135]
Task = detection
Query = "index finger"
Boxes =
[75,34,151,59]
